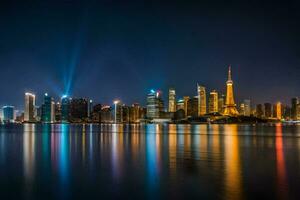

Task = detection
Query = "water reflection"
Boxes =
[224,125,243,200]
[23,124,36,183]
[1,124,300,199]
[275,123,288,199]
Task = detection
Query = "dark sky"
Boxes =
[1,0,300,109]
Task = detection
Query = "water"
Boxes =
[0,123,300,199]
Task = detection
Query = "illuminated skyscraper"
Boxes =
[223,66,239,116]
[239,103,245,115]
[24,92,36,122]
[197,84,206,116]
[147,90,164,119]
[244,99,251,116]
[176,99,184,111]
[168,88,176,112]
[61,95,70,123]
[183,96,190,116]
[187,96,198,117]
[208,90,218,113]
[2,106,14,123]
[218,94,225,113]
[273,102,282,120]
[42,93,55,123]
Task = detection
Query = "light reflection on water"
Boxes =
[0,123,300,199]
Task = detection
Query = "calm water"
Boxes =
[0,123,300,199]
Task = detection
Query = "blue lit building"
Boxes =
[61,96,70,123]
[146,90,164,119]
[2,106,14,123]
[42,93,54,123]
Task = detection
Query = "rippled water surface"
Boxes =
[0,123,300,199]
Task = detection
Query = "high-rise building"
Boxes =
[55,102,61,122]
[146,90,164,119]
[187,96,198,117]
[70,98,89,122]
[256,104,264,118]
[61,95,70,123]
[223,66,239,116]
[41,93,54,123]
[273,102,282,120]
[264,103,272,118]
[239,103,245,115]
[168,88,176,112]
[291,97,298,120]
[2,106,14,123]
[183,96,190,116]
[129,103,141,123]
[282,105,291,120]
[244,99,251,116]
[24,92,36,122]
[88,99,93,119]
[197,84,206,116]
[208,90,218,113]
[218,94,225,114]
[176,99,185,111]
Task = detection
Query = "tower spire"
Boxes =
[228,65,232,81]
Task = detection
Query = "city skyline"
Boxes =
[1,66,299,123]
[1,1,300,108]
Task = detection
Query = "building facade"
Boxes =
[2,106,14,123]
[146,90,164,119]
[197,85,206,116]
[24,92,36,122]
[208,90,218,113]
[168,88,176,112]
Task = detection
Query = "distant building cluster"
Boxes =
[1,66,300,124]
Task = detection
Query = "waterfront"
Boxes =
[0,123,300,199]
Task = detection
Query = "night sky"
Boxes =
[1,1,300,110]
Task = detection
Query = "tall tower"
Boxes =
[223,66,239,116]
[197,84,206,116]
[24,92,36,122]
[168,88,176,112]
[209,90,218,113]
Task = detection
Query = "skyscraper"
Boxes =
[223,66,239,116]
[256,104,264,118]
[61,95,70,123]
[273,102,282,120]
[197,84,206,116]
[187,96,198,117]
[41,93,54,123]
[2,106,14,123]
[239,103,245,115]
[244,99,251,116]
[88,99,93,119]
[291,97,298,120]
[146,90,164,119]
[183,96,190,116]
[70,98,89,122]
[168,88,176,112]
[176,99,184,111]
[208,90,218,113]
[264,103,272,118]
[113,100,123,123]
[218,94,225,114]
[24,92,36,122]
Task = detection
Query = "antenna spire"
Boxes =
[228,65,232,81]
